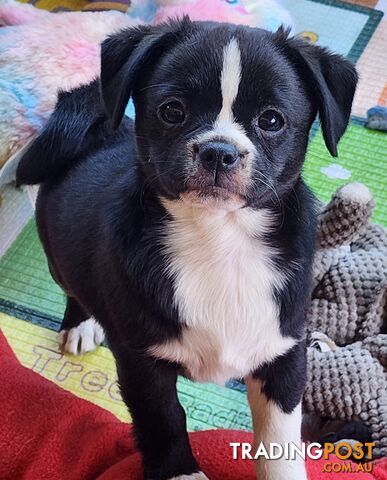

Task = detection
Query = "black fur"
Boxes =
[16,81,107,186]
[17,19,357,479]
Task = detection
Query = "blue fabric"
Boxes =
[366,106,387,132]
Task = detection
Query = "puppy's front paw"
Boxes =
[58,318,105,355]
[256,459,307,480]
[168,473,209,480]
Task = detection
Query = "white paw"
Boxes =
[168,473,209,480]
[58,318,105,355]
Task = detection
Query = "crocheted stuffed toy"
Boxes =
[303,182,387,458]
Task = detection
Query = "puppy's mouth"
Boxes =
[180,184,246,210]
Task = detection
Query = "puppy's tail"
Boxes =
[16,80,107,186]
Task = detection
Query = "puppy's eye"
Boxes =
[257,110,284,132]
[159,101,186,125]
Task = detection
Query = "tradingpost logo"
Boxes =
[230,441,375,473]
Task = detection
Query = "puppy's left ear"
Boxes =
[281,32,358,156]
[101,18,193,129]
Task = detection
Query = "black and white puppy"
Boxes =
[17,18,357,480]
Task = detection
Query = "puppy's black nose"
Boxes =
[197,142,240,173]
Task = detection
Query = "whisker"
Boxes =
[254,170,285,228]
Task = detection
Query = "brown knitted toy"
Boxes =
[303,183,387,458]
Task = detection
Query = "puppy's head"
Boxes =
[101,19,357,210]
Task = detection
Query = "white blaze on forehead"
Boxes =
[189,36,257,183]
[219,38,242,123]
[191,37,256,157]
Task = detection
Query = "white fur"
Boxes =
[246,377,307,480]
[191,38,257,168]
[218,38,241,124]
[58,318,105,355]
[193,121,256,166]
[168,473,209,480]
[150,202,296,384]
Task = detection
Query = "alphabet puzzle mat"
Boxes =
[0,0,386,430]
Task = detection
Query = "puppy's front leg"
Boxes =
[246,343,308,480]
[113,348,208,480]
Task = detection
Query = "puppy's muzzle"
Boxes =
[194,141,241,174]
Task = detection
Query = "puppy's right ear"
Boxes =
[101,19,193,129]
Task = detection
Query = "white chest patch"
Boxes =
[150,203,296,384]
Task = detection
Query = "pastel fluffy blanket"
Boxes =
[0,1,137,174]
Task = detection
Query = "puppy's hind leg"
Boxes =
[58,296,105,355]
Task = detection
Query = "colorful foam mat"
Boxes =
[0,313,252,430]
[0,0,386,429]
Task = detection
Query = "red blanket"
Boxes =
[0,329,386,480]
